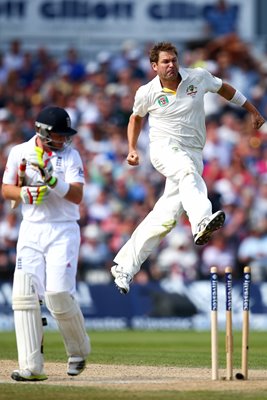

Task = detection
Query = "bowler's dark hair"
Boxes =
[149,42,178,64]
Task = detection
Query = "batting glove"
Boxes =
[20,185,48,205]
[28,146,54,184]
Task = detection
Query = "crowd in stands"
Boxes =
[1,28,267,286]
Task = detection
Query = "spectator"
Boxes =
[237,223,267,282]
[79,223,111,278]
[0,211,19,249]
[203,0,239,38]
[249,178,267,227]
[158,229,199,281]
[200,232,235,278]
[58,48,86,82]
[0,52,9,84]
[4,39,24,72]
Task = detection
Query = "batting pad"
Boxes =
[45,291,91,358]
[12,270,44,374]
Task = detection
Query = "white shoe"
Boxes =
[111,265,132,294]
[11,369,47,381]
[67,356,86,376]
[194,210,225,245]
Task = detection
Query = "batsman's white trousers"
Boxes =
[15,220,80,298]
[114,138,212,276]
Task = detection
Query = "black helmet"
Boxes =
[35,106,77,151]
[35,106,77,136]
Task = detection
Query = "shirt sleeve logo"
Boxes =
[56,156,62,167]
[78,167,84,177]
[158,95,169,107]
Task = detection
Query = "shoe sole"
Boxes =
[67,359,86,376]
[67,367,86,376]
[194,211,225,245]
[114,279,129,294]
[111,266,130,295]
[11,372,48,381]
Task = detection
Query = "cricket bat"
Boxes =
[11,158,27,209]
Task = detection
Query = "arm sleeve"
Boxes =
[201,68,223,93]
[132,86,148,117]
[2,146,21,185]
[64,149,85,184]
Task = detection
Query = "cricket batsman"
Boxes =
[1,106,90,381]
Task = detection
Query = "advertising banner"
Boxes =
[0,279,266,331]
[0,0,255,53]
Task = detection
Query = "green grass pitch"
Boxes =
[1,330,267,399]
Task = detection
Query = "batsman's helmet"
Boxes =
[35,106,77,150]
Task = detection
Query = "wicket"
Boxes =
[210,265,251,381]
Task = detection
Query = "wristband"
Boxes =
[47,176,57,187]
[230,90,247,106]
[50,177,70,198]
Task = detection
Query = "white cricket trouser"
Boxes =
[15,220,81,298]
[13,220,88,374]
[114,138,212,276]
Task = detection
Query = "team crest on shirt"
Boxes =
[158,95,169,107]
[186,85,198,96]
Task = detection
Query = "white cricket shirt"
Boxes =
[2,136,85,222]
[133,67,222,149]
